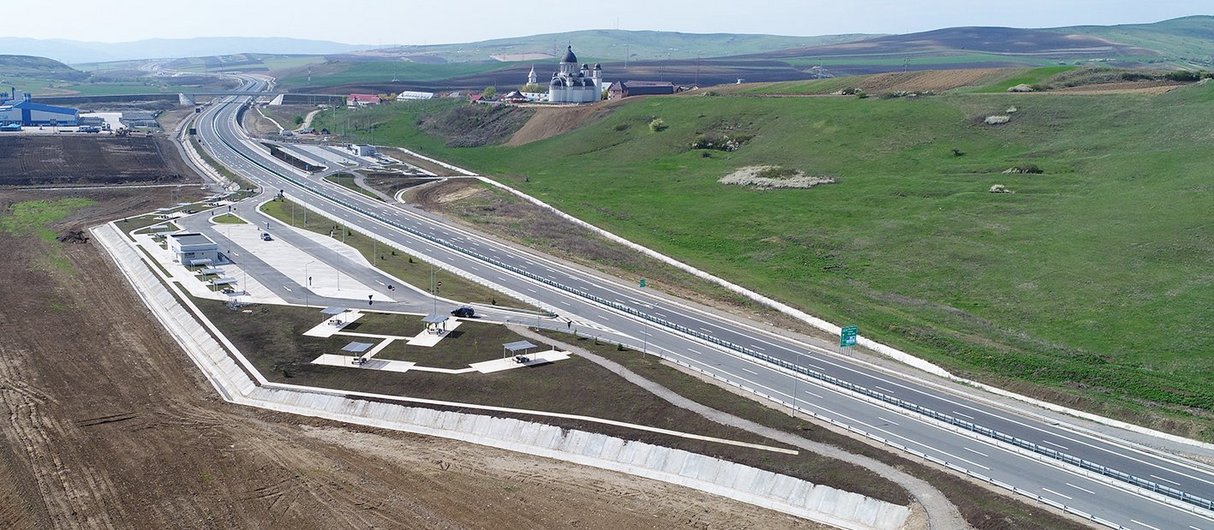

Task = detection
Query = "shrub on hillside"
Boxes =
[691,132,750,152]
[649,118,668,132]
[1165,70,1202,82]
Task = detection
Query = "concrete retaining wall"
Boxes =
[92,223,909,530]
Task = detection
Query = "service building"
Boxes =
[168,232,220,266]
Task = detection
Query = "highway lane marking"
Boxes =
[638,330,652,336]
[1150,474,1182,486]
[752,344,767,351]
[1065,482,1095,495]
[740,367,759,376]
[1190,526,1204,530]
[700,327,714,333]
[952,411,975,420]
[1130,520,1161,530]
[932,448,990,471]
[282,286,292,292]
[560,301,572,306]
[963,446,989,458]
[802,389,824,399]
[525,287,537,293]
[873,385,895,394]
[1041,439,1070,451]
[1041,487,1072,500]
[876,417,900,426]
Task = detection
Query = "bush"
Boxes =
[614,123,629,132]
[649,118,668,132]
[1165,70,1202,82]
[691,132,749,152]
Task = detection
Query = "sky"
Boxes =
[5,0,1208,44]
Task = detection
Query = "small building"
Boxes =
[350,144,377,156]
[501,91,529,104]
[347,93,380,107]
[0,93,79,126]
[167,232,220,265]
[608,80,675,100]
[120,111,159,129]
[397,91,435,100]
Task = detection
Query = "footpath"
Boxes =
[92,222,911,530]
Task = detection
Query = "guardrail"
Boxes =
[204,96,1214,516]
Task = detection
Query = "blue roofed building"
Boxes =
[0,93,80,126]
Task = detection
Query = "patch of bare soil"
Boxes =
[1048,81,1184,95]
[886,69,1010,92]
[0,136,197,187]
[0,187,828,529]
[505,103,612,146]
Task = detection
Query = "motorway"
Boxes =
[191,78,1214,530]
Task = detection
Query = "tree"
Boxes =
[481,86,497,99]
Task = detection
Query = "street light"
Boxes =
[304,260,315,307]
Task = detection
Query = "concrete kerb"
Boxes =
[97,221,912,529]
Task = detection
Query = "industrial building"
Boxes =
[168,232,220,266]
[0,90,80,126]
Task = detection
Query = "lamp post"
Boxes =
[304,260,315,307]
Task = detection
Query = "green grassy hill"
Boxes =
[0,55,89,82]
[1064,15,1214,65]
[316,79,1214,439]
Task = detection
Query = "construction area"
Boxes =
[0,135,192,187]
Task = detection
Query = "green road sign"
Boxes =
[840,325,859,347]
[639,278,647,288]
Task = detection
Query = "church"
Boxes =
[539,46,603,104]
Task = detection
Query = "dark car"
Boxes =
[450,306,475,318]
[260,232,272,241]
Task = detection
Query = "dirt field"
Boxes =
[0,188,826,529]
[505,103,613,146]
[0,136,194,187]
[856,69,1011,93]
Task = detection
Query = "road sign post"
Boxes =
[840,325,858,349]
[639,278,646,288]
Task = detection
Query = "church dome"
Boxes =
[562,46,577,64]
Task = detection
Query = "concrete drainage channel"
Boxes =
[92,222,910,530]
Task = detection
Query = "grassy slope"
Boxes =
[278,61,509,90]
[313,85,1214,437]
[1063,16,1214,62]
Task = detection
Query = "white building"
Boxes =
[168,233,220,265]
[397,91,435,100]
[547,46,602,104]
[350,144,377,156]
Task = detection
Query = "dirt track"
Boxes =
[0,188,822,529]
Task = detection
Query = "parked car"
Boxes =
[450,306,475,318]
[260,232,272,241]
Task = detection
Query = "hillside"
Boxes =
[276,17,1214,93]
[1062,15,1214,65]
[313,76,1214,440]
[375,29,879,64]
[0,55,89,82]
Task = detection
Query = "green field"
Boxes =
[278,61,509,91]
[315,83,1214,438]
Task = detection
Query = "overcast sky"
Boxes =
[6,0,1208,44]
